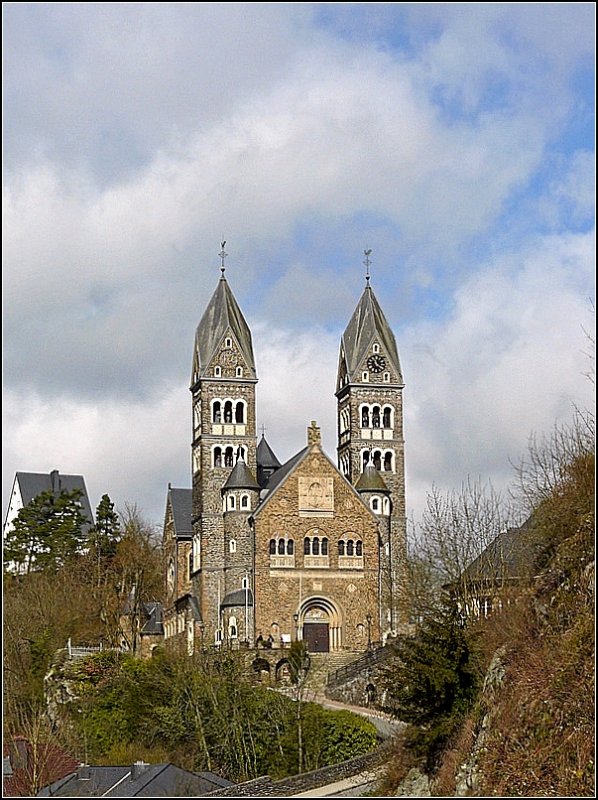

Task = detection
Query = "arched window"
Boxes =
[278,538,286,555]
[347,540,354,556]
[227,495,235,511]
[287,539,294,555]
[235,401,245,423]
[383,372,390,382]
[382,406,392,428]
[356,540,363,556]
[372,406,381,428]
[321,537,328,556]
[361,407,369,427]
[214,447,222,468]
[373,450,382,470]
[242,576,249,589]
[338,540,345,556]
[384,451,393,472]
[383,497,390,515]
[269,539,276,555]
[241,494,249,509]
[236,366,243,377]
[373,343,380,353]
[212,401,222,423]
[362,451,370,470]
[214,366,221,377]
[371,497,379,512]
[312,537,320,555]
[188,551,193,577]
[229,539,237,553]
[224,447,234,467]
[225,337,232,348]
[304,537,310,555]
[224,401,233,423]
[228,616,237,638]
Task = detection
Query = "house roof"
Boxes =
[191,276,256,382]
[38,763,232,797]
[254,447,309,512]
[168,487,193,538]
[340,284,403,383]
[461,519,544,584]
[11,471,94,530]
[3,738,79,797]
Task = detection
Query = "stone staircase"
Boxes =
[301,651,363,698]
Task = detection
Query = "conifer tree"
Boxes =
[90,494,120,561]
[4,488,88,574]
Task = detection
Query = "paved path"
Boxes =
[291,766,385,797]
[308,693,404,739]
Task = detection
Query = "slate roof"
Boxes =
[221,588,254,609]
[257,435,282,469]
[168,487,193,538]
[140,602,164,636]
[255,446,309,510]
[354,463,390,492]
[38,763,232,797]
[340,284,403,383]
[222,459,260,491]
[461,520,544,584]
[12,471,94,531]
[192,276,256,382]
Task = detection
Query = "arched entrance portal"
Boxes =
[298,597,342,653]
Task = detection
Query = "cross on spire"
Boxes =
[260,424,267,438]
[219,240,228,275]
[363,249,372,285]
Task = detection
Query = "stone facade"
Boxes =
[162,269,410,656]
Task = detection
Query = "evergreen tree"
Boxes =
[90,494,120,561]
[386,598,478,726]
[4,488,88,574]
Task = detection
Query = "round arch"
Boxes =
[296,595,343,652]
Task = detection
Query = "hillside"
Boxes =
[380,413,595,797]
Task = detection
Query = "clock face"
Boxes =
[367,354,386,373]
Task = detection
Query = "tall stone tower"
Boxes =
[336,276,409,635]
[189,268,258,643]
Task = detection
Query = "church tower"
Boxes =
[336,268,409,635]
[189,261,258,644]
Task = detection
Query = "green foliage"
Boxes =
[90,494,120,561]
[59,650,377,781]
[387,599,479,727]
[4,488,88,574]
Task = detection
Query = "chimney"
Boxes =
[307,421,321,448]
[131,760,150,780]
[77,765,91,780]
[50,469,61,494]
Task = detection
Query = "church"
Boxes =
[162,254,409,655]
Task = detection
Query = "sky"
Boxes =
[3,2,595,534]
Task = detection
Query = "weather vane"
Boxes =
[363,249,372,284]
[219,240,228,275]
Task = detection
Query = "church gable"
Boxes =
[206,328,252,379]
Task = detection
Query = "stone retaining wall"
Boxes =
[206,741,393,797]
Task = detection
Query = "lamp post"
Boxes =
[293,613,299,642]
[366,614,372,651]
[198,621,205,652]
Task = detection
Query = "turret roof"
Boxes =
[257,435,282,469]
[354,463,390,492]
[222,458,260,491]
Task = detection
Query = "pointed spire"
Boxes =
[339,269,403,384]
[191,267,256,382]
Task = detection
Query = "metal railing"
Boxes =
[325,644,393,688]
